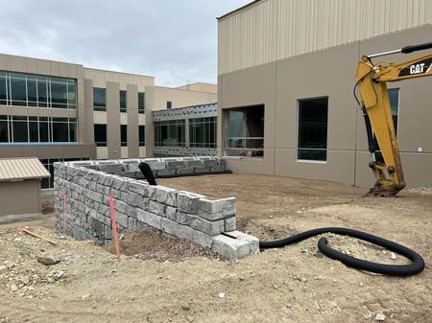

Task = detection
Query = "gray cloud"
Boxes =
[0,0,250,86]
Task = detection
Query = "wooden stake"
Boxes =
[19,228,57,245]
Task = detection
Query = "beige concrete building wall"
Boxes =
[218,0,432,75]
[176,82,218,93]
[219,25,432,189]
[145,86,218,157]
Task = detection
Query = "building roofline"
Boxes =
[83,67,154,80]
[217,0,262,20]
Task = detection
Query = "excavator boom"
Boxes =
[355,42,432,196]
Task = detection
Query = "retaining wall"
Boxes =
[54,157,259,260]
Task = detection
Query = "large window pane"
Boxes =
[10,73,27,106]
[93,87,106,111]
[12,116,28,142]
[0,72,7,105]
[69,119,77,142]
[29,117,38,142]
[0,116,9,142]
[138,92,145,113]
[154,120,185,147]
[94,124,107,146]
[189,117,217,148]
[37,77,48,107]
[39,117,49,142]
[67,80,77,109]
[298,97,328,161]
[139,125,145,146]
[121,125,127,146]
[27,77,37,107]
[52,118,68,142]
[120,90,127,112]
[51,78,68,109]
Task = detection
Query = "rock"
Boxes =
[37,257,60,266]
[55,271,65,280]
[218,292,225,299]
[10,284,18,292]
[82,293,91,300]
[375,313,386,321]
[390,252,397,260]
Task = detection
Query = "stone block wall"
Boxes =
[54,157,259,260]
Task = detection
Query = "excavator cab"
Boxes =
[355,41,432,196]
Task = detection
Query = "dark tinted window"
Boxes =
[94,124,107,147]
[93,88,106,110]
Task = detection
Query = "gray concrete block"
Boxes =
[225,216,237,232]
[161,218,193,240]
[136,209,162,230]
[127,181,150,196]
[154,186,177,206]
[176,167,195,175]
[193,167,211,174]
[197,197,236,221]
[212,232,260,260]
[176,212,193,225]
[177,191,206,214]
[190,216,225,236]
[149,200,166,216]
[166,206,177,221]
[116,212,128,228]
[192,229,213,248]
[155,169,176,177]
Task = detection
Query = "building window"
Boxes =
[12,116,28,142]
[94,124,107,147]
[121,125,127,146]
[0,71,77,109]
[138,92,145,114]
[0,72,7,105]
[139,125,145,146]
[298,97,328,161]
[154,120,185,147]
[189,117,217,148]
[0,115,9,142]
[120,90,127,112]
[93,88,106,111]
[0,116,77,143]
[166,101,172,109]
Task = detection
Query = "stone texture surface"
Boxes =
[54,157,258,260]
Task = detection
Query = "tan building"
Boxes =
[217,0,432,189]
[0,54,216,188]
[0,157,50,220]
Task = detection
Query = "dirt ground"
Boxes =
[0,173,431,323]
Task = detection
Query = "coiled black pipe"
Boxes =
[259,227,425,276]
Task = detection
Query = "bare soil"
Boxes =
[0,173,431,323]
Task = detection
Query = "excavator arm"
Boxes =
[355,42,432,196]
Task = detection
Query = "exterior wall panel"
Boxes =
[219,0,432,75]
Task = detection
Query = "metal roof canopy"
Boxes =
[0,157,50,182]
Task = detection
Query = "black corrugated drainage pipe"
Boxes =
[259,227,425,276]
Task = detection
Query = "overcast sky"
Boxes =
[0,0,251,87]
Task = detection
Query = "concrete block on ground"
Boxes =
[192,229,213,248]
[190,216,225,236]
[224,216,237,231]
[212,231,260,260]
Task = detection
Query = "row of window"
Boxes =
[93,88,145,113]
[0,71,77,109]
[94,124,145,147]
[0,115,77,143]
[154,117,217,148]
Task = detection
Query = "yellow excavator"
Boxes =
[355,42,432,196]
